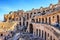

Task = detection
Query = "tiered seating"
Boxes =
[0,21,18,32]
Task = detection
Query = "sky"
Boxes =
[0,0,58,21]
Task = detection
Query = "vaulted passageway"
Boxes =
[29,24,33,34]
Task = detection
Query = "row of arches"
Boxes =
[29,24,56,40]
[35,29,56,40]
[19,22,28,26]
[29,19,60,40]
[32,15,60,25]
[29,23,60,40]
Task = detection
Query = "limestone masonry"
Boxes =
[0,0,60,40]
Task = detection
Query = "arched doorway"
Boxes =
[26,22,28,27]
[46,18,47,23]
[29,24,33,34]
[49,17,51,24]
[45,32,46,40]
[42,18,44,23]
[57,15,59,24]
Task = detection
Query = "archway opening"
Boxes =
[26,22,28,27]
[1,34,3,36]
[45,32,46,40]
[57,15,59,24]
[42,18,44,23]
[46,18,47,23]
[49,17,51,24]
[29,24,33,34]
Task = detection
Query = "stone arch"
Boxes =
[42,18,44,23]
[49,17,51,24]
[26,22,28,27]
[29,24,33,34]
[57,15,59,24]
[1,34,3,36]
[46,17,47,23]
[45,31,46,40]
